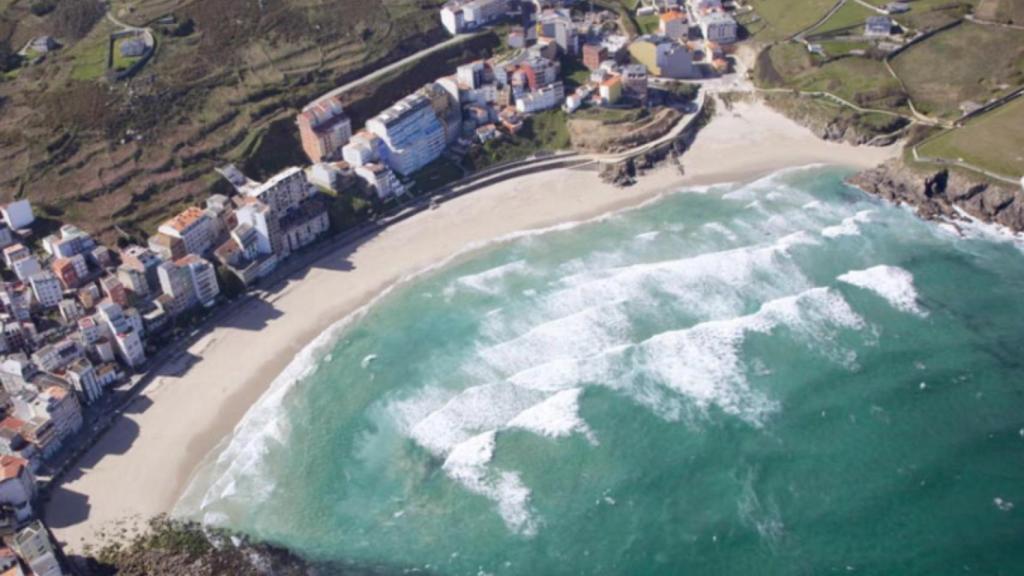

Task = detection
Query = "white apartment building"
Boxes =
[516,82,566,113]
[158,206,217,256]
[97,302,146,368]
[28,272,62,309]
[0,455,35,524]
[366,93,447,176]
[700,11,738,44]
[441,0,508,35]
[11,255,41,282]
[355,163,405,200]
[246,167,310,215]
[179,255,220,308]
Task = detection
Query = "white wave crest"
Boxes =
[821,210,873,238]
[442,430,537,536]
[507,388,597,444]
[838,265,926,316]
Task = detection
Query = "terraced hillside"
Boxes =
[0,0,485,242]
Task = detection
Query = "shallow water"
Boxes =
[179,166,1024,575]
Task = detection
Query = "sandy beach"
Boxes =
[44,100,898,550]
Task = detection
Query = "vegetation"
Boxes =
[409,156,464,194]
[0,0,479,244]
[891,21,1024,119]
[745,0,839,40]
[755,43,907,112]
[82,515,316,575]
[807,1,875,38]
[465,110,570,171]
[917,95,1024,178]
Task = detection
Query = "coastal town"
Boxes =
[0,0,1019,572]
[0,1,744,572]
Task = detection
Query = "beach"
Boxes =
[44,99,899,550]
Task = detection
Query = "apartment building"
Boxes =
[28,273,61,309]
[441,0,509,35]
[97,302,146,368]
[158,207,217,257]
[177,255,220,308]
[297,95,353,163]
[366,93,448,176]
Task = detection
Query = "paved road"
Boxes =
[310,32,485,107]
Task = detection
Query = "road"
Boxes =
[311,32,485,107]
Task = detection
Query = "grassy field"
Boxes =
[757,43,907,112]
[807,0,875,38]
[746,0,839,40]
[918,95,1024,178]
[465,110,570,171]
[891,21,1024,119]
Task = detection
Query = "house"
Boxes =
[700,11,737,44]
[475,123,499,143]
[120,38,148,58]
[885,2,910,14]
[28,36,58,54]
[1,201,34,231]
[865,16,894,37]
[297,95,353,163]
[659,10,687,40]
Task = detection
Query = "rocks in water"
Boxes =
[848,160,1024,233]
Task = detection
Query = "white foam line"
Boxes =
[838,265,926,316]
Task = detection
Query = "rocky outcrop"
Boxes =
[849,160,1024,232]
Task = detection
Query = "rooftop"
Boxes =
[161,206,208,233]
[0,454,26,481]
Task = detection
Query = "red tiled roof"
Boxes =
[0,454,26,481]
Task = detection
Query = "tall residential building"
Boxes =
[297,95,353,163]
[176,255,220,308]
[97,302,146,368]
[28,272,62,309]
[120,245,163,294]
[157,206,217,257]
[367,93,448,176]
[245,167,309,215]
[157,260,197,315]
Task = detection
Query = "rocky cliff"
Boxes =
[849,160,1024,232]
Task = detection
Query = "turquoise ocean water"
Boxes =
[178,167,1024,575]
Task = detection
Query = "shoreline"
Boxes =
[44,99,899,551]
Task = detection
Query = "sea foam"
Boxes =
[838,265,926,316]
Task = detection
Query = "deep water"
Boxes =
[179,166,1024,575]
